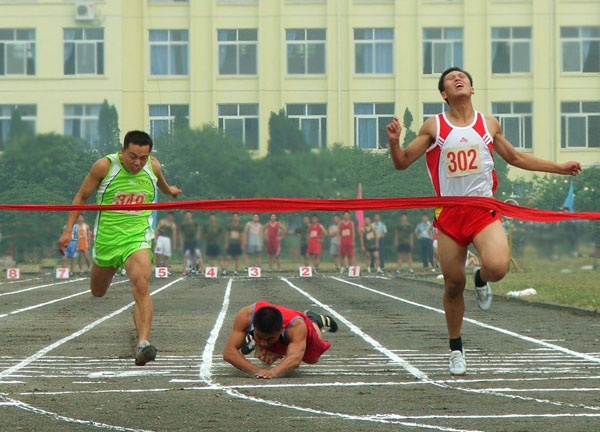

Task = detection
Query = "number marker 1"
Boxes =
[348,266,360,277]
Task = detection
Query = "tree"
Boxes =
[6,108,32,148]
[97,100,120,154]
[402,107,417,147]
[267,109,309,155]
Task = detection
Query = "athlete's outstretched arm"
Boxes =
[387,116,435,170]
[222,307,261,375]
[487,116,581,176]
[57,158,110,252]
[255,322,307,379]
[151,157,182,197]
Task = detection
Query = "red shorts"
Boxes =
[433,206,502,247]
[307,239,322,255]
[267,239,280,256]
[303,332,331,364]
[339,243,354,257]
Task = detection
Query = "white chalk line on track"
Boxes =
[198,277,482,432]
[325,276,600,411]
[0,280,129,320]
[0,278,86,297]
[0,276,43,285]
[330,276,600,365]
[0,277,184,432]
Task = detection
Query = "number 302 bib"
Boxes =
[443,144,482,178]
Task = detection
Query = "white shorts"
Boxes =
[155,236,172,257]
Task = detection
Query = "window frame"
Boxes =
[422,27,463,75]
[353,27,394,75]
[63,28,104,76]
[353,102,394,150]
[560,101,600,149]
[286,28,327,75]
[149,29,189,76]
[217,103,260,150]
[63,103,102,149]
[0,104,36,148]
[217,28,258,76]
[0,28,35,76]
[492,101,533,150]
[560,26,600,74]
[148,104,190,139]
[286,103,327,149]
[491,26,532,75]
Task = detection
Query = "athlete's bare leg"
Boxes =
[312,322,323,339]
[90,264,118,297]
[438,231,468,340]
[124,249,153,343]
[268,254,274,271]
[276,255,281,271]
[472,221,509,283]
[373,251,381,268]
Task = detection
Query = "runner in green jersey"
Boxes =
[58,131,181,366]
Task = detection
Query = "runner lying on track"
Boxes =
[223,301,338,379]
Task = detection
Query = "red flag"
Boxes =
[355,183,364,231]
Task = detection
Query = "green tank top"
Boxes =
[158,222,173,237]
[227,223,243,245]
[363,225,377,249]
[94,153,158,246]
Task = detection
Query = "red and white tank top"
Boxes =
[425,111,497,197]
[339,221,353,246]
[267,222,280,241]
[308,224,322,241]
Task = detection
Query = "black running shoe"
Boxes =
[304,310,338,333]
[240,332,255,355]
[135,344,157,366]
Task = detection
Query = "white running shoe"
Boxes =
[449,349,466,376]
[473,267,493,311]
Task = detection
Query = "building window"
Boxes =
[218,29,257,75]
[0,29,35,76]
[561,101,600,148]
[149,30,188,76]
[286,103,327,149]
[149,104,189,139]
[0,104,36,148]
[218,104,259,150]
[561,26,600,73]
[491,27,531,74]
[353,103,394,149]
[64,104,101,149]
[423,27,463,75]
[354,28,393,74]
[64,28,104,75]
[492,102,533,149]
[286,29,326,75]
[422,102,449,123]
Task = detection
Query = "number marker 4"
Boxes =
[299,266,313,277]
[6,268,20,279]
[248,267,261,278]
[155,267,169,278]
[348,266,360,277]
[56,268,70,279]
[205,267,218,278]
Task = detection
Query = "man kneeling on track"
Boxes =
[223,301,338,379]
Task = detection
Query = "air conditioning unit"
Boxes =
[75,2,95,22]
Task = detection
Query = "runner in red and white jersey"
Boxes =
[337,210,356,272]
[306,214,327,272]
[387,67,581,376]
[265,213,286,272]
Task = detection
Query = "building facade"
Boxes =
[0,0,598,169]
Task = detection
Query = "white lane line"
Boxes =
[0,278,86,297]
[296,278,600,412]
[0,395,153,432]
[330,276,600,365]
[0,278,183,380]
[199,278,232,382]
[0,277,42,285]
[196,278,480,432]
[0,281,129,320]
[281,277,429,382]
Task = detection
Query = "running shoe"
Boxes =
[376,267,384,274]
[240,333,255,355]
[304,310,339,333]
[473,267,493,311]
[135,344,157,366]
[339,267,345,275]
[367,267,371,273]
[394,269,401,275]
[449,349,466,376]
[233,270,238,276]
[221,269,227,276]
[409,269,415,275]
